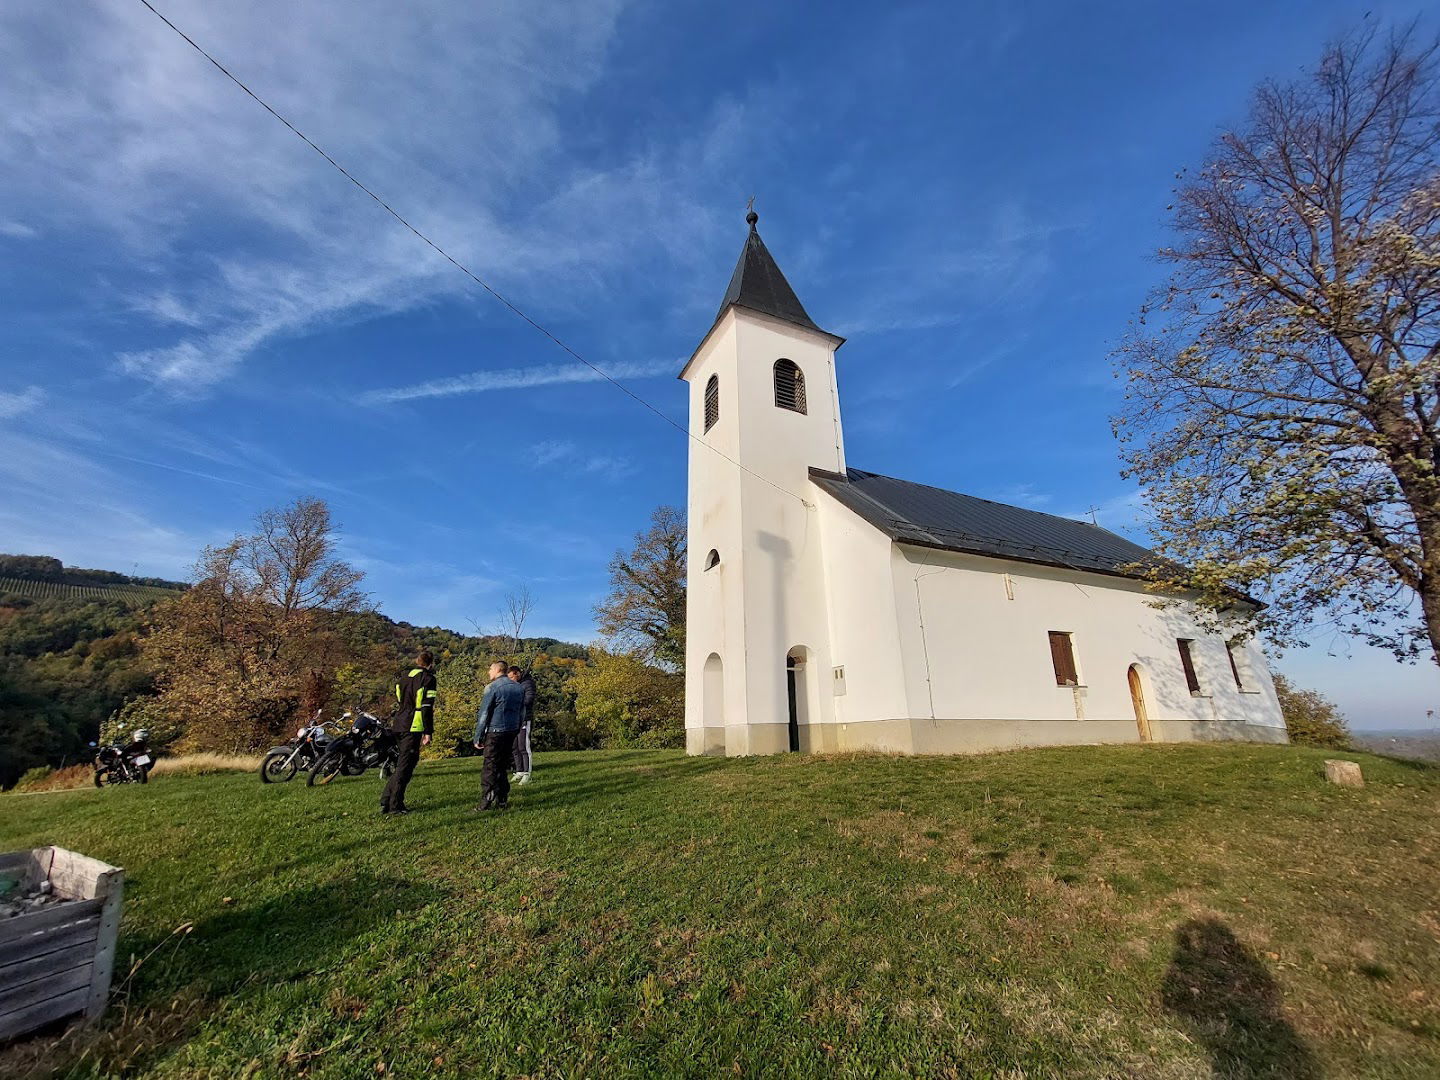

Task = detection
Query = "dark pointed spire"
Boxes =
[714,209,829,336]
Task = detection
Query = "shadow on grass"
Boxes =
[424,754,730,813]
[1162,918,1318,1079]
[0,874,449,1078]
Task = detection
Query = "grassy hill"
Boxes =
[0,575,183,607]
[2,744,1437,1078]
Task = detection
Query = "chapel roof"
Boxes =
[713,211,834,338]
[809,467,1174,583]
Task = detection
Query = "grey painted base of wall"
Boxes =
[686,717,1289,757]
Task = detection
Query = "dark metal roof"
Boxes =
[810,467,1172,582]
[714,212,832,337]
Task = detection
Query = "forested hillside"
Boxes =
[1,500,687,788]
[0,572,589,788]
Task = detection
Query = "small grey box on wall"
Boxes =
[832,666,846,696]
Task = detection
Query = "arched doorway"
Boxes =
[785,649,810,752]
[703,653,725,755]
[1128,665,1152,742]
[786,655,800,751]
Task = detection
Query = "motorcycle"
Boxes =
[306,712,399,787]
[260,713,334,783]
[92,730,154,787]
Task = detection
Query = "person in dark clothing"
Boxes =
[507,665,536,784]
[380,650,437,815]
[472,659,526,811]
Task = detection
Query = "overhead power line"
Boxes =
[134,0,809,507]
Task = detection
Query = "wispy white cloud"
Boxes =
[360,358,674,405]
[0,386,44,418]
[833,202,1084,337]
[0,0,706,394]
[0,430,214,576]
[526,437,635,479]
[0,220,36,239]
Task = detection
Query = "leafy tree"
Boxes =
[594,506,686,669]
[568,647,684,748]
[1273,674,1353,748]
[1113,27,1440,663]
[144,499,368,752]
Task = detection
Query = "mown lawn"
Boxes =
[1,744,1437,1078]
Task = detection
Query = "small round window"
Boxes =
[704,549,720,571]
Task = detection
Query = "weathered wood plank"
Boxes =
[0,944,96,994]
[0,847,124,1039]
[0,917,99,969]
[0,963,93,1015]
[85,868,123,1019]
[0,987,89,1043]
[0,898,103,947]
[36,848,117,900]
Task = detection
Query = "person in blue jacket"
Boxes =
[472,659,526,811]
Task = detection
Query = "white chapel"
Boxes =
[681,211,1288,756]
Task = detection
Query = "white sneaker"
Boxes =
[513,772,531,786]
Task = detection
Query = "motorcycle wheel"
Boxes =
[307,753,345,787]
[136,766,148,784]
[380,760,396,779]
[261,750,297,784]
[93,769,108,788]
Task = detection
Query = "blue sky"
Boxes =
[2,0,1435,729]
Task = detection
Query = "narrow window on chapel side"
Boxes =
[1177,639,1202,694]
[1048,631,1078,686]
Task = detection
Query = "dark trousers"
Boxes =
[511,720,532,773]
[381,732,423,812]
[481,729,518,805]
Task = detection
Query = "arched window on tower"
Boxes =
[704,374,720,432]
[704,549,720,571]
[774,359,806,414]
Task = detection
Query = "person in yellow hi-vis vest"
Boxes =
[380,650,437,815]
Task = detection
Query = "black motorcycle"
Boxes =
[92,730,154,787]
[260,713,334,783]
[306,712,398,787]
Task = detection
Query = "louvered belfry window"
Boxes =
[704,374,719,432]
[773,359,806,414]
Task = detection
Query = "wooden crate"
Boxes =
[0,847,124,1043]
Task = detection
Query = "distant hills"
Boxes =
[1352,731,1440,763]
[0,553,187,608]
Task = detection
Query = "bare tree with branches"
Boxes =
[1114,25,1440,663]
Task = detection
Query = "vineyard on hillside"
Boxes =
[0,575,183,606]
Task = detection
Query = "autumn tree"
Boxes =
[1114,26,1440,663]
[1272,674,1353,748]
[144,498,368,751]
[594,506,686,669]
[568,647,684,748]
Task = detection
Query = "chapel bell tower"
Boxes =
[679,210,847,756]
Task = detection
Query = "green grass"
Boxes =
[2,744,1438,1078]
[0,577,182,606]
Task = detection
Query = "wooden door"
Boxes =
[1128,665,1152,742]
[786,656,800,752]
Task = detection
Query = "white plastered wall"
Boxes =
[811,488,1285,752]
[683,307,846,755]
[884,544,1286,744]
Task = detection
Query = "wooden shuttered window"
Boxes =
[773,359,807,414]
[1177,639,1201,694]
[1048,631,1078,686]
[1226,640,1245,690]
[703,374,719,432]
